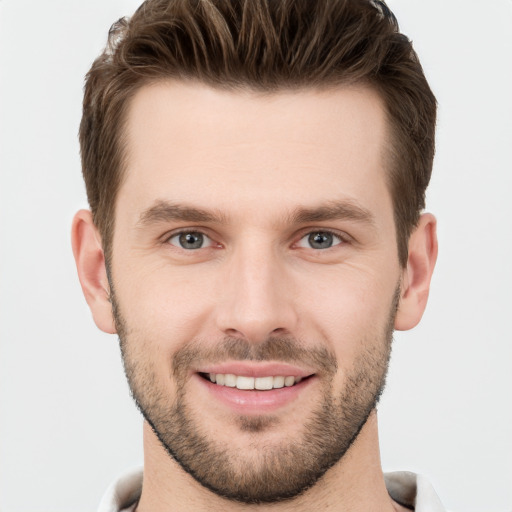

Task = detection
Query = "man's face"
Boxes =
[110,82,404,503]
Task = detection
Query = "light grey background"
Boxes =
[1,0,511,510]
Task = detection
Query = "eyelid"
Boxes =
[294,228,352,249]
[159,226,352,250]
[163,228,217,249]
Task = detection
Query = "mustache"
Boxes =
[172,336,338,379]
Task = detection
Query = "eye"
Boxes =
[167,231,213,250]
[297,230,344,250]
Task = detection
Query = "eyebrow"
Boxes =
[137,199,375,228]
[137,200,227,226]
[287,200,376,226]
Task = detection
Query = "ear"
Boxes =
[395,213,438,331]
[71,210,116,334]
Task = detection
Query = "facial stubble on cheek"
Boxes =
[111,282,399,504]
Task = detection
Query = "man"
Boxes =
[71,0,441,510]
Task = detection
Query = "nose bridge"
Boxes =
[216,235,297,342]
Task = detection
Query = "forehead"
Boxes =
[120,81,392,223]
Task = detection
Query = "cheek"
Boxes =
[115,275,200,399]
[114,260,219,344]
[113,246,399,365]
[294,266,397,360]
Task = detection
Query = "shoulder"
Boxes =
[384,471,446,512]
[97,467,143,512]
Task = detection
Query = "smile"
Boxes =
[202,373,304,390]
[195,368,316,412]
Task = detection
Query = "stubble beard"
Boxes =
[112,287,399,504]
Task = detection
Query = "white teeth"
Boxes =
[284,376,295,387]
[224,374,237,387]
[255,376,274,390]
[207,374,303,390]
[273,376,285,389]
[236,376,255,390]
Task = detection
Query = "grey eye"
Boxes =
[168,231,212,250]
[298,231,343,250]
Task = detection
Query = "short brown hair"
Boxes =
[79,0,436,266]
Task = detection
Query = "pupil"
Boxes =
[309,232,333,249]
[179,232,203,249]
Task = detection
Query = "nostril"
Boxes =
[224,328,242,338]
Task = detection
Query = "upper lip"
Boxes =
[195,362,315,378]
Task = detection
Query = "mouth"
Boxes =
[194,362,317,413]
[199,372,310,390]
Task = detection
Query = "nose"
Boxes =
[215,240,299,344]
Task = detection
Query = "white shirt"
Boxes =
[97,467,446,511]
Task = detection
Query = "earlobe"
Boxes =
[395,213,438,331]
[71,210,116,334]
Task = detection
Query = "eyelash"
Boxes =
[165,230,217,250]
[295,229,349,249]
[164,228,350,251]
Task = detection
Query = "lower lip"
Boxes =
[194,374,315,414]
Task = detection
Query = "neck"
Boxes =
[136,412,405,512]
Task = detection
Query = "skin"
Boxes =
[72,82,437,511]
